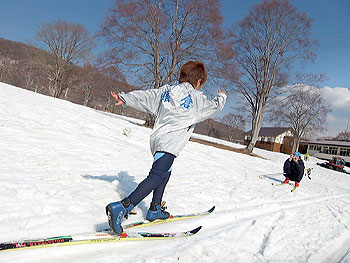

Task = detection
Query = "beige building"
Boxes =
[244,127,294,154]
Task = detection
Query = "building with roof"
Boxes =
[244,127,294,154]
[307,140,350,164]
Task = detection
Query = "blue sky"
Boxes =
[0,0,349,136]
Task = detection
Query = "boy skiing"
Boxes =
[283,151,305,188]
[106,61,227,235]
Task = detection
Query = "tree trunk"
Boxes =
[292,136,300,153]
[246,107,264,153]
[64,87,69,98]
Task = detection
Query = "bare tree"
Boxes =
[36,20,95,98]
[0,54,17,82]
[99,0,235,126]
[270,85,331,152]
[23,65,35,89]
[228,0,318,153]
[22,62,44,91]
[334,131,350,141]
[220,113,246,142]
[75,65,98,106]
[294,72,327,87]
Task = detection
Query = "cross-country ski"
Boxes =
[0,227,202,251]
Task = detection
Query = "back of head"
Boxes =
[179,61,207,88]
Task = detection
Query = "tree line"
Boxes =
[1,0,333,153]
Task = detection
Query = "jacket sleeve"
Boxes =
[118,88,164,115]
[295,163,303,182]
[283,159,291,175]
[195,93,227,123]
[299,160,305,175]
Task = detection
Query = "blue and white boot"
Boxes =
[106,198,134,235]
[146,203,170,222]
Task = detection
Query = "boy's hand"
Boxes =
[111,91,123,106]
[218,88,226,95]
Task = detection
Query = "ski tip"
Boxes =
[208,206,215,213]
[190,226,202,235]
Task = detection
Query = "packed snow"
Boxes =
[1,82,350,263]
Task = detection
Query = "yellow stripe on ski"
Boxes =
[124,206,215,230]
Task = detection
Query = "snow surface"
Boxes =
[1,82,350,263]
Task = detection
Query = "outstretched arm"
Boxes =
[195,88,227,123]
[113,88,164,115]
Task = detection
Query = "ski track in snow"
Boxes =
[1,82,350,263]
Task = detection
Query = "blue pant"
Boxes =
[128,152,175,206]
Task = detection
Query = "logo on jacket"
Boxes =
[161,90,170,102]
[180,94,193,109]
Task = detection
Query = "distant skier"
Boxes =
[106,61,227,235]
[283,151,305,188]
[304,152,310,161]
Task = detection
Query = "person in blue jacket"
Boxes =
[283,151,305,188]
[106,61,227,235]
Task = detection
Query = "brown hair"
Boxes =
[179,61,207,88]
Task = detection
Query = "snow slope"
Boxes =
[1,82,350,263]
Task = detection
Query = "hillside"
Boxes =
[0,37,244,142]
[0,38,145,119]
[1,82,350,262]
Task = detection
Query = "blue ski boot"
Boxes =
[146,202,170,222]
[106,198,134,235]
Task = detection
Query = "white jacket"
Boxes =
[118,82,227,156]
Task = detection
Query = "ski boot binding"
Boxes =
[146,201,170,222]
